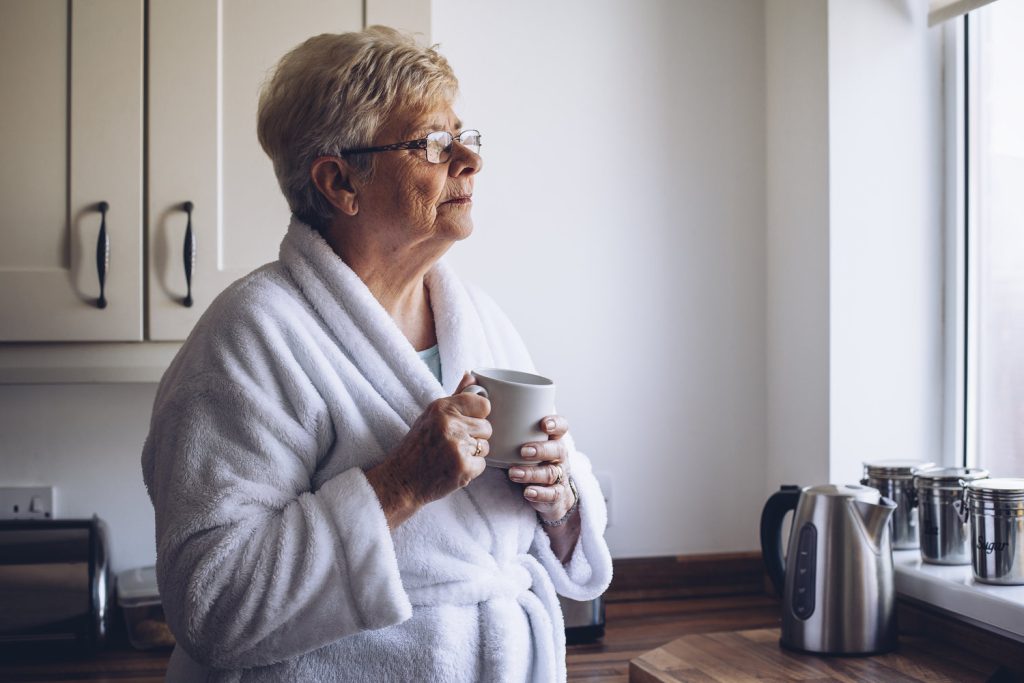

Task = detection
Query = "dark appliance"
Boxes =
[560,594,605,644]
[0,516,110,654]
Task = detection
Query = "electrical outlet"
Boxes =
[595,471,612,528]
[0,486,55,520]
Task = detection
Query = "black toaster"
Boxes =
[0,516,110,654]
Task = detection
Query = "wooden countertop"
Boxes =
[2,594,1021,682]
[630,628,1004,682]
[567,594,781,681]
[569,596,1024,682]
[0,594,779,682]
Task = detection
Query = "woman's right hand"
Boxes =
[365,373,491,529]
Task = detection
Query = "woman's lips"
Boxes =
[441,196,472,206]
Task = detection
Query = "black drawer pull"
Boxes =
[182,201,196,307]
[95,201,110,309]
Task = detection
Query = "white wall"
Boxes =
[764,0,831,493]
[827,0,945,483]
[762,0,946,494]
[0,383,159,572]
[434,0,768,557]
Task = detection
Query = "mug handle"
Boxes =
[461,384,488,399]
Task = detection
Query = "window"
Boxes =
[963,1,1024,475]
[893,3,1024,643]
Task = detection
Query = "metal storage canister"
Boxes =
[913,467,988,565]
[862,459,935,550]
[957,478,1024,585]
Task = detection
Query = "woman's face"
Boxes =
[356,104,482,246]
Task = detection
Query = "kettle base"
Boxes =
[779,638,898,658]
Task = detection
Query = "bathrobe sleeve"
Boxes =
[142,319,411,668]
[465,284,614,601]
[528,439,614,601]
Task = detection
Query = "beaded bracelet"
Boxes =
[539,476,579,527]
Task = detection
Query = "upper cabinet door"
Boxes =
[147,0,362,341]
[0,0,143,341]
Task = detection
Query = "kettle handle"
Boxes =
[760,485,801,597]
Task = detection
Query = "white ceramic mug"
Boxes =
[462,367,556,468]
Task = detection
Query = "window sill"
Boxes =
[894,549,1024,643]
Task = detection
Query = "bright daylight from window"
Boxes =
[973,0,1024,476]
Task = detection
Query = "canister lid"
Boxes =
[117,565,163,607]
[864,459,935,478]
[914,466,989,486]
[805,484,880,502]
[965,477,1024,503]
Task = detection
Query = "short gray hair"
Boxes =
[257,26,458,232]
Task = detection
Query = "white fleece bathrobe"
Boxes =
[141,218,613,682]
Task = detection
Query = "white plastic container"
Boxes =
[116,565,175,650]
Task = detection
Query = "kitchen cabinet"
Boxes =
[1,0,424,352]
[146,0,361,340]
[0,0,144,342]
[0,0,358,343]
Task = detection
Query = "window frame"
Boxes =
[955,7,1023,471]
[886,8,1024,645]
[942,16,970,468]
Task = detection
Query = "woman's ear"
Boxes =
[310,156,359,216]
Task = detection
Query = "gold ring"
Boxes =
[474,439,483,457]
[553,465,563,486]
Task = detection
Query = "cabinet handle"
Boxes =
[95,201,110,309]
[182,201,196,307]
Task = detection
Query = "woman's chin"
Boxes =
[435,219,474,242]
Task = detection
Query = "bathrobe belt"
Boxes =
[405,555,559,682]
[405,556,535,607]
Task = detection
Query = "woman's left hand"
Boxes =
[507,414,576,523]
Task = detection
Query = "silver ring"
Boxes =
[473,439,483,457]
[553,464,563,486]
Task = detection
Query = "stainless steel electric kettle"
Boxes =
[760,484,897,655]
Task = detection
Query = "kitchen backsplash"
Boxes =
[0,383,159,573]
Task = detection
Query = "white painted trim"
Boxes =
[942,18,968,467]
[0,343,181,384]
[964,12,982,467]
[929,0,999,27]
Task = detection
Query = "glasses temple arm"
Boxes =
[341,139,426,155]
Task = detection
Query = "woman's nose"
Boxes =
[449,142,482,177]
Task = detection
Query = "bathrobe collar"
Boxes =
[279,216,495,427]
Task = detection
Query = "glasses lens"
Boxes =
[425,131,452,164]
[457,130,481,154]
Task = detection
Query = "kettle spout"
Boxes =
[851,496,897,551]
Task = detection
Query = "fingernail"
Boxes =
[545,419,556,431]
[525,488,538,499]
[521,446,537,459]
[509,468,525,479]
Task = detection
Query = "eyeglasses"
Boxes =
[341,130,482,164]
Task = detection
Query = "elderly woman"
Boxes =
[142,26,611,682]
